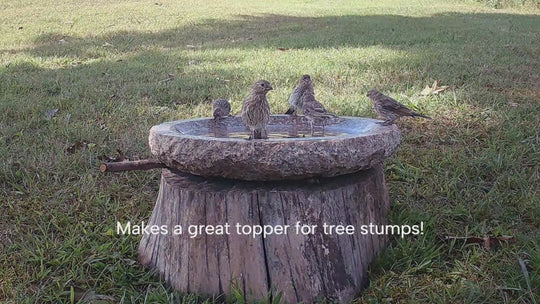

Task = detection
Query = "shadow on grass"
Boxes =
[2,12,539,107]
[14,13,540,53]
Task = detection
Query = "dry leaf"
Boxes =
[45,108,59,120]
[159,74,175,83]
[98,149,127,162]
[66,140,90,154]
[277,47,289,51]
[420,80,449,96]
[508,102,519,107]
[123,258,137,266]
[74,290,115,302]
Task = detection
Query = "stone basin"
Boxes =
[149,115,401,181]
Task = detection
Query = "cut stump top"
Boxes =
[149,115,401,181]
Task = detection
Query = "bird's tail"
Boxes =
[318,112,340,120]
[413,113,432,120]
[324,113,339,118]
[285,108,295,115]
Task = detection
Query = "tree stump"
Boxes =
[139,164,390,303]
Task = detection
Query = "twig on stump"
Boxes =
[99,159,166,173]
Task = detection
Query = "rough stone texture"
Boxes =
[149,115,401,181]
[139,166,390,304]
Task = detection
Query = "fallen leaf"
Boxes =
[98,149,127,162]
[508,102,519,107]
[123,258,137,266]
[420,85,433,96]
[66,140,91,154]
[150,106,170,114]
[420,80,449,96]
[277,47,289,51]
[74,290,115,302]
[45,108,59,120]
[159,74,175,83]
[445,235,515,250]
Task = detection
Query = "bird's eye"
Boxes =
[260,83,265,87]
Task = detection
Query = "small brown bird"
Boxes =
[241,80,273,139]
[285,75,312,115]
[367,89,431,125]
[301,82,338,136]
[212,98,231,120]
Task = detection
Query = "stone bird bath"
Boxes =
[119,115,401,303]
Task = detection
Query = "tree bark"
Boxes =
[139,164,390,303]
[99,159,165,172]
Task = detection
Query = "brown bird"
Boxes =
[242,80,273,139]
[212,98,231,120]
[285,74,312,115]
[301,81,338,136]
[367,89,431,125]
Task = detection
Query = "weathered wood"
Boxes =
[99,159,166,172]
[139,165,390,303]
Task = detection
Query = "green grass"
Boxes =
[1,0,539,303]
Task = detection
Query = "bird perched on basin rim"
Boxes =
[212,98,231,120]
[242,80,273,139]
[285,74,312,115]
[300,78,339,135]
[367,89,431,125]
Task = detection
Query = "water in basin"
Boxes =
[197,130,350,139]
[172,115,378,140]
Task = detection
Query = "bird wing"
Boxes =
[306,100,328,114]
[304,99,339,120]
[288,87,301,107]
[379,96,415,116]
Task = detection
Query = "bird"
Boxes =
[241,80,273,139]
[212,98,231,121]
[367,89,431,125]
[300,80,339,136]
[285,74,312,115]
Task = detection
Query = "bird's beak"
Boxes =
[269,85,273,90]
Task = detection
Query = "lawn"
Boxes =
[0,0,539,303]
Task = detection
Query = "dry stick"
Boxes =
[100,159,166,173]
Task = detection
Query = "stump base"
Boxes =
[139,165,390,303]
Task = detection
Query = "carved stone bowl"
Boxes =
[149,115,401,181]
